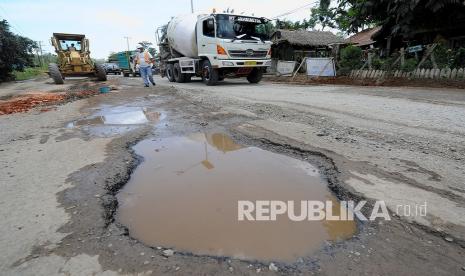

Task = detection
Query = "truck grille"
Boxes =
[228,50,268,58]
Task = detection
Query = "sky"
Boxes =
[0,0,320,59]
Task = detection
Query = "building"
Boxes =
[270,29,347,62]
[347,27,382,50]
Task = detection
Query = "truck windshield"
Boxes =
[216,14,270,41]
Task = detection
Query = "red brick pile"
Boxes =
[0,93,66,115]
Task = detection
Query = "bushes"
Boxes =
[433,44,454,68]
[401,58,418,72]
[371,56,385,70]
[336,44,465,75]
[339,45,363,73]
[408,45,464,70]
[13,67,47,81]
[452,47,465,68]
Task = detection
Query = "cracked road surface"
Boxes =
[0,75,464,275]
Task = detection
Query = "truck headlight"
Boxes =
[222,61,234,66]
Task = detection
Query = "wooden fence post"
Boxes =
[416,44,437,69]
[291,57,307,80]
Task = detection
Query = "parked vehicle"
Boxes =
[103,63,121,75]
[112,51,140,77]
[156,12,272,85]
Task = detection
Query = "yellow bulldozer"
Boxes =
[48,33,107,84]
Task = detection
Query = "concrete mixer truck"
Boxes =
[156,12,272,85]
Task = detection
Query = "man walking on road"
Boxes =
[134,46,155,87]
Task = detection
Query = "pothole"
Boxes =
[67,104,165,136]
[116,133,356,262]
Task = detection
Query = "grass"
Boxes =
[13,67,47,81]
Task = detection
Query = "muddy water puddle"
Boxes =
[67,104,165,136]
[116,133,355,262]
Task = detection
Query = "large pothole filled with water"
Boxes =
[116,133,356,262]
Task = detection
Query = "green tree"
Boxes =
[452,48,465,68]
[138,41,153,49]
[0,20,38,81]
[276,20,305,30]
[334,0,465,35]
[147,47,158,57]
[307,6,337,31]
[137,41,158,57]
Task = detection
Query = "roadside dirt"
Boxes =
[2,76,464,275]
[267,74,465,89]
[0,77,121,115]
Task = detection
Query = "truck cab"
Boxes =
[158,13,272,85]
[199,14,272,66]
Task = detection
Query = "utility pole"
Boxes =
[36,41,44,67]
[38,41,44,66]
[190,0,194,13]
[124,36,131,52]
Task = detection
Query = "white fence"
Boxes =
[350,68,465,80]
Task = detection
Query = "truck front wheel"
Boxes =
[202,60,218,86]
[247,68,263,84]
[166,64,175,82]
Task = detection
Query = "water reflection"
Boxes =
[69,105,163,127]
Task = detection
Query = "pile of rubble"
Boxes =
[0,89,100,115]
[0,93,66,115]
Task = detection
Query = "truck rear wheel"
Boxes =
[96,64,107,81]
[173,63,187,83]
[48,63,64,84]
[202,60,219,86]
[166,64,175,82]
[247,68,263,84]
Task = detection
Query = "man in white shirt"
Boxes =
[134,46,155,87]
[68,43,77,51]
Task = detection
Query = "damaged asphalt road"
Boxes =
[0,76,464,275]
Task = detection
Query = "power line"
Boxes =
[272,1,319,19]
